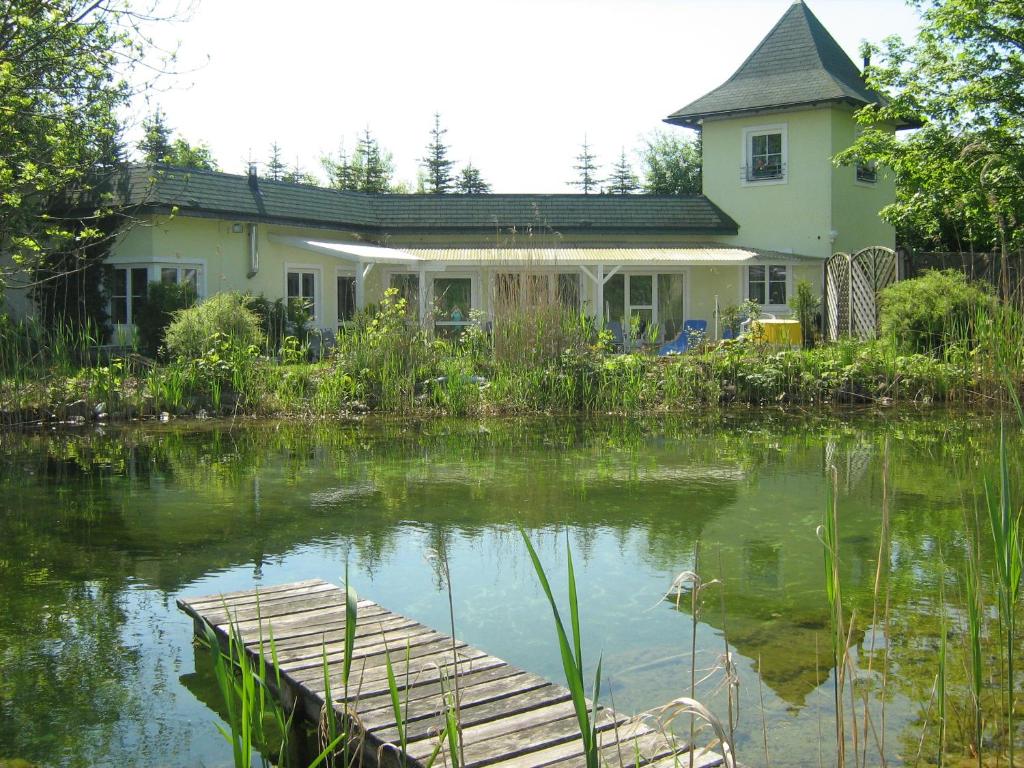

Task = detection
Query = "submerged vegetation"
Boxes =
[1,271,1022,427]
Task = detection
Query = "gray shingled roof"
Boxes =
[666,1,887,127]
[118,165,739,235]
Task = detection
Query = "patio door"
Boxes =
[604,273,657,343]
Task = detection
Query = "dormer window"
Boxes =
[743,125,787,184]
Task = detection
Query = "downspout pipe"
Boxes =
[248,223,259,277]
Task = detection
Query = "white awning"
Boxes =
[403,246,819,266]
[271,236,423,265]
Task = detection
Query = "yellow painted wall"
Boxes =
[828,106,897,254]
[702,107,835,259]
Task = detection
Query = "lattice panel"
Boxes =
[825,247,897,340]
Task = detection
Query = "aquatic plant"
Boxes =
[520,528,603,768]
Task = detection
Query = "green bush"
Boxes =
[135,281,196,358]
[879,270,993,355]
[164,292,264,360]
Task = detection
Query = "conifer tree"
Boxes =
[138,108,173,164]
[352,128,394,193]
[456,163,491,194]
[607,148,639,194]
[569,136,601,194]
[282,158,318,186]
[421,112,456,193]
[266,142,287,181]
[322,141,355,190]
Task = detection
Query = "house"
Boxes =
[78,1,908,342]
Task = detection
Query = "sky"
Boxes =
[133,0,923,193]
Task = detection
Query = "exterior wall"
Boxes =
[702,107,835,259]
[107,215,824,340]
[828,106,897,254]
[702,104,897,260]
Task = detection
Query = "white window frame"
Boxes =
[285,263,322,323]
[855,160,878,185]
[108,259,206,326]
[430,272,478,330]
[741,123,788,186]
[744,264,792,313]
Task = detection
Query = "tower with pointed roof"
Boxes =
[666,0,904,259]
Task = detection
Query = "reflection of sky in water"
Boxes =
[0,414,1010,767]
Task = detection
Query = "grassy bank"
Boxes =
[2,277,1022,427]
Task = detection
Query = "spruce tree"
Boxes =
[421,112,456,193]
[456,163,491,194]
[322,141,354,190]
[569,136,601,194]
[138,108,173,164]
[266,142,287,181]
[607,148,639,194]
[352,128,394,193]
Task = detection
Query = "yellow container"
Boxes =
[751,319,803,346]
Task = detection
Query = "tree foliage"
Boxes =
[456,163,491,194]
[640,130,702,194]
[0,0,133,273]
[569,137,601,194]
[421,112,456,194]
[838,0,1024,261]
[137,109,218,170]
[324,129,394,193]
[265,142,287,181]
[606,148,640,194]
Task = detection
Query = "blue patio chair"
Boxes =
[722,328,736,340]
[606,321,625,352]
[658,320,707,356]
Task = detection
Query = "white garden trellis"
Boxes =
[824,246,898,341]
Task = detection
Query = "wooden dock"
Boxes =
[178,578,728,768]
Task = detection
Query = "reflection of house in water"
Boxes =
[667,439,883,707]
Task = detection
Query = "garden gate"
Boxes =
[824,246,898,340]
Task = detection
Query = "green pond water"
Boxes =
[0,412,1019,767]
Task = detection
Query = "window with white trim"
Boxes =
[856,160,877,183]
[160,265,200,291]
[747,265,788,306]
[744,125,787,182]
[287,269,317,320]
[111,267,148,324]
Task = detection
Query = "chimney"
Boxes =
[248,162,258,186]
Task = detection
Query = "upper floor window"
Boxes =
[743,125,787,183]
[748,265,788,306]
[856,161,877,183]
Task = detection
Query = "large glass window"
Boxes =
[287,269,317,320]
[657,274,685,341]
[111,267,148,324]
[160,266,199,293]
[748,265,788,306]
[557,273,581,310]
[337,275,356,324]
[390,273,420,317]
[604,273,659,343]
[433,277,472,336]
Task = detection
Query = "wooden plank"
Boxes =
[352,664,529,715]
[178,581,728,768]
[409,707,628,768]
[247,614,418,651]
[182,580,340,611]
[226,604,392,638]
[180,578,328,606]
[279,631,467,675]
[365,682,570,743]
[485,716,651,768]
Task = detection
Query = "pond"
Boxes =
[0,412,1018,767]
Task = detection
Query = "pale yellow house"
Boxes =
[102,1,906,343]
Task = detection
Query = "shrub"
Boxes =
[879,270,994,355]
[788,279,820,348]
[164,292,264,360]
[135,281,196,358]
